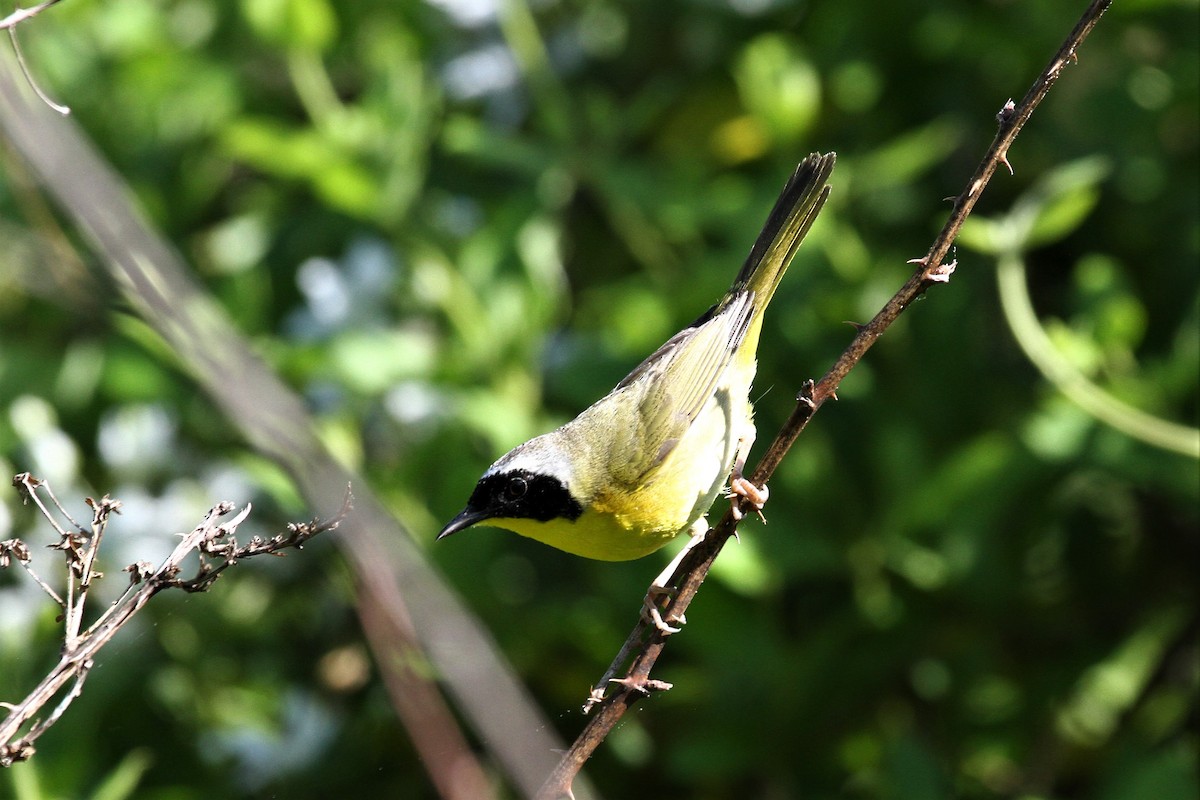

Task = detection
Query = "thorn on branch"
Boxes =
[607,676,673,696]
[998,150,1014,175]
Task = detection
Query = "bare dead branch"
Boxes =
[536,0,1115,796]
[0,53,579,794]
[0,478,348,766]
[1,537,63,604]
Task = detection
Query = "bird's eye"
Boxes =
[503,477,528,502]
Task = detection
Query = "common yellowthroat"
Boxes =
[439,153,835,562]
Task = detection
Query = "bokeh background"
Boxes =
[1,0,1196,798]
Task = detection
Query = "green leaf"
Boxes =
[735,34,821,143]
[329,329,438,394]
[956,216,1005,254]
[89,749,153,800]
[1025,182,1102,248]
[242,0,337,52]
[1016,156,1111,249]
[220,118,381,218]
[857,117,964,188]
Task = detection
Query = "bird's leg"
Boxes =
[641,519,707,635]
[728,436,768,522]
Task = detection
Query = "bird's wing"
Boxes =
[606,292,754,486]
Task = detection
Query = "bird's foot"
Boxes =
[640,521,707,634]
[729,475,768,523]
[642,584,686,635]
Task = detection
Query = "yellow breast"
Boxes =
[495,361,756,561]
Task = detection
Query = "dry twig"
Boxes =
[0,0,63,31]
[0,56,569,796]
[1,0,70,115]
[536,1,1115,797]
[0,474,348,766]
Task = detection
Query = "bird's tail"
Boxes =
[727,152,836,317]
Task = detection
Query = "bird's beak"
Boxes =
[436,506,493,540]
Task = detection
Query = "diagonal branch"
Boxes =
[537,0,1115,796]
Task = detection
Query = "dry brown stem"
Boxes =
[0,474,347,766]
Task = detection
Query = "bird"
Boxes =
[438,153,835,570]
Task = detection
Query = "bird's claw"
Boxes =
[642,585,685,634]
[729,476,768,523]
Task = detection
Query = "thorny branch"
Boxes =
[0,473,349,766]
[536,1,1115,797]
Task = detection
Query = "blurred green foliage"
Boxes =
[1,0,1197,798]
